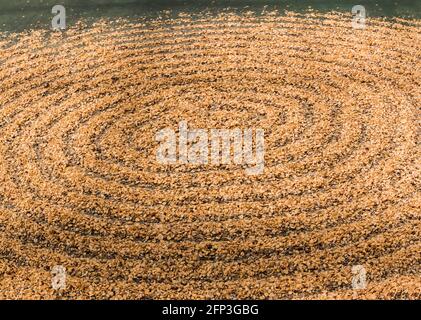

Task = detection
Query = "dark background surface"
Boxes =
[0,0,420,31]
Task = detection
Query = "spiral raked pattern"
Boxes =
[0,11,420,299]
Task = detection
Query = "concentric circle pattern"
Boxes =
[0,11,420,299]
